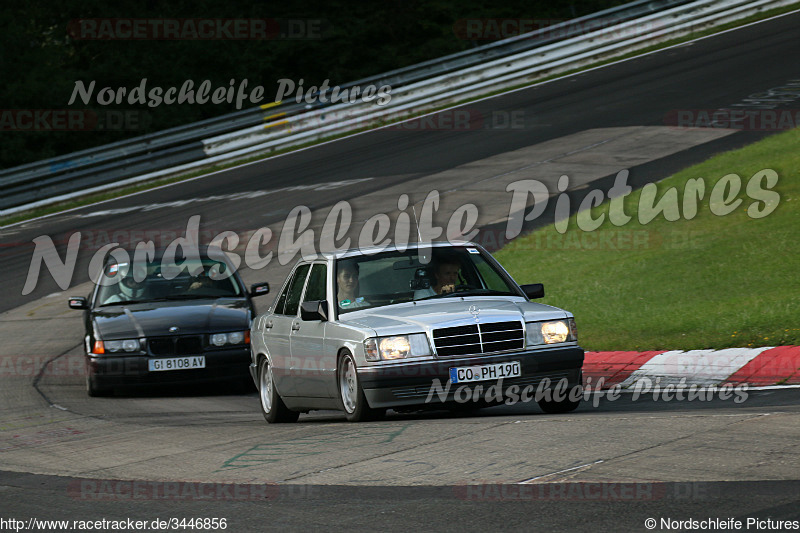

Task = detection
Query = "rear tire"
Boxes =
[258,357,299,423]
[338,351,384,422]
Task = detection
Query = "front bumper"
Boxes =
[358,345,584,408]
[86,346,251,388]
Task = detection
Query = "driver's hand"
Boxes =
[440,283,455,294]
[189,281,202,290]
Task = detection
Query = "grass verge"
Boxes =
[495,127,800,351]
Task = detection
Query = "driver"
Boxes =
[414,258,461,299]
[103,263,148,303]
[188,268,214,291]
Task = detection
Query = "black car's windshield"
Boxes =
[95,257,242,306]
[335,246,520,314]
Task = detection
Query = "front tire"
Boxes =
[537,385,582,414]
[338,351,384,422]
[447,401,487,416]
[258,357,298,423]
[86,373,111,397]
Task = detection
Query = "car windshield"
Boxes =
[95,257,242,306]
[335,246,520,314]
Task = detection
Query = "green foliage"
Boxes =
[496,128,800,351]
[0,0,627,169]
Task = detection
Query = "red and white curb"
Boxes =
[583,346,800,389]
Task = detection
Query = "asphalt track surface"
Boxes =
[1,390,799,531]
[2,11,800,532]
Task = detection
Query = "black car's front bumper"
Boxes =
[86,346,251,388]
[358,345,584,408]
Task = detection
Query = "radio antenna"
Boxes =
[411,205,422,244]
[411,204,432,265]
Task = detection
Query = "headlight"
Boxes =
[526,318,577,346]
[121,339,139,352]
[210,331,250,346]
[93,338,142,354]
[364,334,431,361]
[105,340,123,352]
[211,334,227,346]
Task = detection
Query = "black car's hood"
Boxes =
[93,299,250,339]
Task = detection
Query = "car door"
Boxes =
[264,263,311,397]
[290,262,330,398]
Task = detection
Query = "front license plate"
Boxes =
[148,356,206,372]
[449,361,521,383]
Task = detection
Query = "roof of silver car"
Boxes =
[311,240,483,261]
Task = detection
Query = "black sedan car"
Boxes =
[68,250,270,396]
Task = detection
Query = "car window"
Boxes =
[303,263,328,303]
[474,255,513,292]
[282,263,311,316]
[335,246,520,314]
[94,257,241,306]
[272,282,289,315]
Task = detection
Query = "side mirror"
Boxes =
[300,300,329,322]
[68,296,88,310]
[520,283,545,300]
[250,282,270,297]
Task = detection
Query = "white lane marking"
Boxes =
[619,347,773,387]
[75,178,374,218]
[518,460,605,484]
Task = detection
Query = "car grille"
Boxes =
[433,321,524,357]
[148,336,203,356]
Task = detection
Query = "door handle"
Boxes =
[265,320,273,329]
[291,322,301,331]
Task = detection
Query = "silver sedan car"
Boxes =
[250,242,584,422]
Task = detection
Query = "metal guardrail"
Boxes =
[201,0,796,159]
[0,0,789,214]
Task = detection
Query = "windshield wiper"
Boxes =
[160,294,228,300]
[98,299,149,307]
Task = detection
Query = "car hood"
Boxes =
[338,297,568,334]
[93,299,250,339]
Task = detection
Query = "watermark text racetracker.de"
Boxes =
[68,18,331,40]
[20,167,780,295]
[0,517,228,532]
[456,481,713,502]
[0,109,149,131]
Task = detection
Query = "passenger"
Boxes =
[337,261,369,309]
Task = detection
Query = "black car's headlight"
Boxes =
[92,338,143,354]
[209,331,250,346]
[526,318,577,346]
[364,334,431,361]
